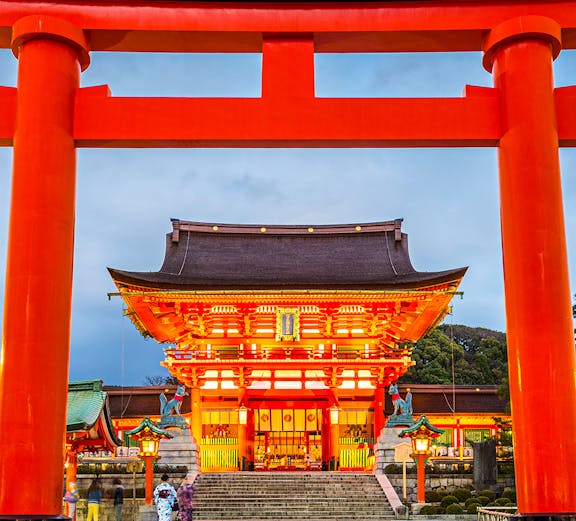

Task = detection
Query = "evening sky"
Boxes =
[0,48,575,385]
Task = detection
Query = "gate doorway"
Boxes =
[255,431,322,471]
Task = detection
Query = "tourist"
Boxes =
[154,474,177,521]
[64,482,79,521]
[86,479,103,521]
[177,474,195,521]
[113,478,124,521]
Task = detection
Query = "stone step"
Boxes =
[190,472,394,521]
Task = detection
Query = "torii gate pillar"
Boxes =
[484,17,576,515]
[0,16,89,517]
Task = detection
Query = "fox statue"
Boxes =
[389,382,413,416]
[159,384,188,428]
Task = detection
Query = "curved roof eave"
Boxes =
[108,266,468,292]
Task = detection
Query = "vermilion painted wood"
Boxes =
[70,92,501,148]
[0,3,575,517]
[2,1,576,51]
[488,20,576,514]
[144,456,155,506]
[0,34,83,519]
[416,454,426,504]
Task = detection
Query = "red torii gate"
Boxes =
[0,1,574,518]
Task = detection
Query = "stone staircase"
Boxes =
[191,472,396,520]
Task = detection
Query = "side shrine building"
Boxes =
[109,219,468,471]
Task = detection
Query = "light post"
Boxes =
[126,418,173,505]
[399,415,443,505]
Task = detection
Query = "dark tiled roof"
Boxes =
[385,384,508,415]
[106,386,191,418]
[109,219,467,290]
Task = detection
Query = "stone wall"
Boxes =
[386,474,474,504]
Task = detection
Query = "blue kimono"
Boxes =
[154,482,176,521]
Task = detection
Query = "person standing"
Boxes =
[154,474,176,521]
[86,479,103,521]
[64,482,79,521]
[176,474,195,521]
[113,478,124,521]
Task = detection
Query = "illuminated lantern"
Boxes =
[238,405,249,426]
[399,415,443,505]
[329,405,340,425]
[126,418,173,505]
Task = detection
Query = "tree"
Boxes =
[142,374,180,386]
[405,324,508,388]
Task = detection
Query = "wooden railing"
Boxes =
[477,506,518,521]
[201,437,239,471]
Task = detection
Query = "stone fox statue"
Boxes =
[389,383,413,416]
[160,384,187,424]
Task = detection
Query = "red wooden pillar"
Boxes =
[190,385,202,445]
[373,385,386,439]
[484,16,576,515]
[144,456,156,506]
[0,15,89,517]
[416,454,426,504]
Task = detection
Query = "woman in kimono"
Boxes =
[177,473,195,521]
[153,474,176,521]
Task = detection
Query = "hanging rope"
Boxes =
[177,230,191,276]
[450,306,456,413]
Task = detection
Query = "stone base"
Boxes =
[385,413,415,428]
[158,428,199,472]
[411,503,430,515]
[374,427,413,474]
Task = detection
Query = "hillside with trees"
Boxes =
[403,324,508,387]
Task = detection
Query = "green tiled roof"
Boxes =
[67,380,107,432]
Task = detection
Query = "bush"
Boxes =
[479,489,496,500]
[425,490,441,503]
[495,497,512,506]
[465,498,481,508]
[436,489,450,499]
[419,505,436,515]
[467,503,479,514]
[453,488,472,502]
[434,507,447,514]
[476,496,491,505]
[440,495,459,508]
[502,488,516,502]
[445,503,464,514]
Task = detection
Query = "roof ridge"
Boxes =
[170,218,403,237]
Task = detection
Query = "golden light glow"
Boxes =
[140,438,159,457]
[355,226,362,231]
[212,226,219,231]
[274,381,302,389]
[413,436,430,454]
[329,405,340,425]
[260,227,267,232]
[308,227,314,232]
[238,405,248,425]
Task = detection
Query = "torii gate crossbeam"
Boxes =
[0,2,574,520]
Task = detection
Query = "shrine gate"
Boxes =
[0,1,575,519]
